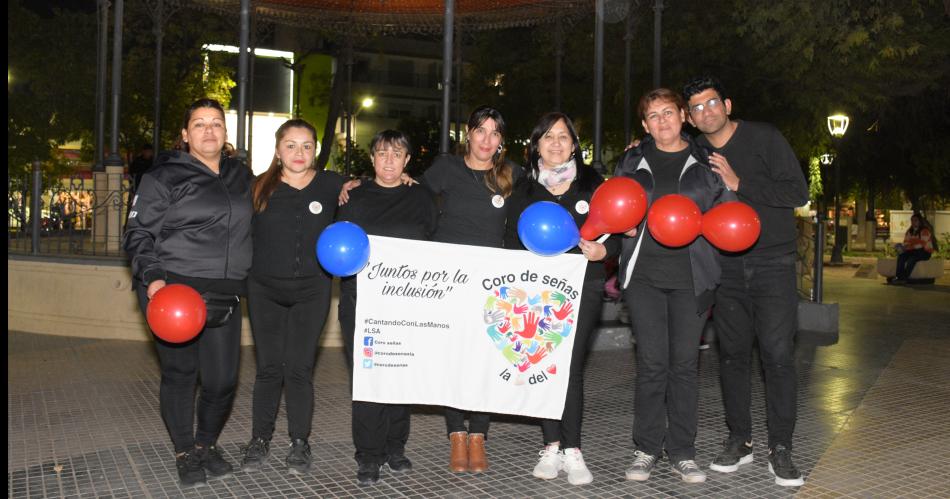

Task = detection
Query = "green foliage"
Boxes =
[8,0,236,177]
[330,142,374,179]
[808,157,823,201]
[396,116,443,177]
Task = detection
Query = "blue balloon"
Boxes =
[316,222,370,277]
[517,201,580,256]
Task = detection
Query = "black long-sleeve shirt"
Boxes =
[335,181,438,297]
[696,120,808,256]
[251,170,344,279]
[422,155,523,249]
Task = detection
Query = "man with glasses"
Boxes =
[682,76,808,487]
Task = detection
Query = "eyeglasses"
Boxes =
[689,97,722,115]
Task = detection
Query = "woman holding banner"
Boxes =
[504,112,619,485]
[338,105,521,473]
[613,88,734,484]
[123,98,253,487]
[337,130,438,486]
[425,106,523,474]
[240,119,344,475]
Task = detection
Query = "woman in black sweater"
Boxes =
[240,119,344,475]
[337,130,438,486]
[504,112,619,486]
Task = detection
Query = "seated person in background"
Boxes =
[891,213,937,284]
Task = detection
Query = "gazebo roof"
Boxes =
[195,0,593,34]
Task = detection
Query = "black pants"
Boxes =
[339,285,411,464]
[540,279,603,449]
[247,274,332,441]
[136,284,242,453]
[896,248,931,280]
[715,252,798,449]
[625,280,706,461]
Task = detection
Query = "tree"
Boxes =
[8,0,237,178]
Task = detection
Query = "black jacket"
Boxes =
[614,134,736,313]
[504,165,621,283]
[123,150,254,287]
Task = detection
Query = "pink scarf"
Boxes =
[537,158,577,188]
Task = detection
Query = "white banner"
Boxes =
[353,236,590,420]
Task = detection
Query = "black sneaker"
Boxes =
[357,461,381,486]
[768,444,804,487]
[286,438,312,475]
[709,438,754,473]
[385,453,413,474]
[175,450,207,487]
[240,436,270,471]
[195,444,234,478]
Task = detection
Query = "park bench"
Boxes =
[876,257,945,284]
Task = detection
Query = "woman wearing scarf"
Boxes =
[504,112,619,485]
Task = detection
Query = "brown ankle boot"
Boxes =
[467,433,488,473]
[449,431,468,473]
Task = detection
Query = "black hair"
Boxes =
[464,105,514,197]
[683,75,728,102]
[176,98,226,153]
[521,111,599,195]
[370,129,412,154]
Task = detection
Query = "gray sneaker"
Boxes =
[624,450,657,481]
[709,438,753,473]
[671,459,707,483]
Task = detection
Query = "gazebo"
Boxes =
[193,0,608,172]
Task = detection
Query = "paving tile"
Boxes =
[8,276,950,497]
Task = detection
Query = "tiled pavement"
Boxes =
[8,265,950,498]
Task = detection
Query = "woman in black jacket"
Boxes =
[239,119,344,475]
[504,112,619,486]
[123,98,253,487]
[614,88,734,485]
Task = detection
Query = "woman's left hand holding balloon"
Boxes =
[578,239,607,262]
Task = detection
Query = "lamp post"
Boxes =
[814,153,834,303]
[827,114,849,264]
[343,96,375,175]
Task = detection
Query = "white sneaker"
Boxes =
[561,448,593,485]
[532,444,561,480]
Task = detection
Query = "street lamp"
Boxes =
[343,96,375,175]
[827,114,849,264]
[813,153,835,303]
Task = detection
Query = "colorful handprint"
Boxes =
[483,288,577,374]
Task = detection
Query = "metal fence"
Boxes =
[8,163,131,258]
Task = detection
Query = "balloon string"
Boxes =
[596,234,610,244]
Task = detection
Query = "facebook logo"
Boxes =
[362,359,373,369]
[363,337,374,347]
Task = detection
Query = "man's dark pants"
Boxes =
[714,252,798,449]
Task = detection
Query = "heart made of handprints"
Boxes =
[483,287,576,374]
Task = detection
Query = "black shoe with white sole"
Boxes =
[709,438,753,473]
[768,444,804,487]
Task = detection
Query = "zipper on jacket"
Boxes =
[219,170,232,279]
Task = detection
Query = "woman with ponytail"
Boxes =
[239,119,344,476]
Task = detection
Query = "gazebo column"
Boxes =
[96,0,125,253]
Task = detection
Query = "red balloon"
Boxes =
[702,201,762,252]
[579,177,648,240]
[146,284,207,343]
[647,194,703,247]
